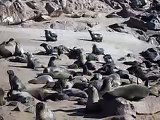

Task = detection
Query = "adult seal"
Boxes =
[86,85,101,113]
[36,102,56,120]
[103,84,150,101]
[7,70,26,97]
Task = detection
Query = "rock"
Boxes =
[132,96,160,114]
[124,17,147,30]
[99,97,136,118]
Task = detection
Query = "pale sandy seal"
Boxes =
[103,84,150,101]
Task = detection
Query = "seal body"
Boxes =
[103,84,150,101]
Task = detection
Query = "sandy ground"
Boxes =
[0,26,155,120]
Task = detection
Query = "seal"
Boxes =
[85,60,96,70]
[92,44,104,55]
[48,56,57,67]
[63,88,88,98]
[36,102,56,120]
[99,77,112,97]
[14,41,24,57]
[90,73,103,81]
[86,53,98,61]
[88,30,103,42]
[25,52,44,70]
[86,85,101,113]
[0,88,5,106]
[7,70,26,97]
[40,43,56,55]
[45,30,57,42]
[28,75,54,84]
[102,84,150,101]
[0,41,12,58]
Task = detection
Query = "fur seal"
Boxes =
[48,56,57,67]
[94,64,114,75]
[67,47,83,59]
[0,88,5,106]
[28,75,54,84]
[99,77,112,96]
[7,70,26,97]
[45,30,57,42]
[63,88,88,98]
[14,41,24,57]
[72,82,88,91]
[103,84,150,101]
[90,73,103,81]
[44,92,69,101]
[103,54,114,64]
[86,85,100,113]
[9,56,27,63]
[40,43,56,55]
[26,52,44,70]
[7,90,34,104]
[0,41,12,58]
[88,30,103,42]
[86,53,98,61]
[36,102,56,120]
[92,44,104,55]
[85,60,96,70]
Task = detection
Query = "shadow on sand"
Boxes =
[31,39,46,42]
[78,38,92,42]
[52,107,108,119]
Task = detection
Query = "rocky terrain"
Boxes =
[1,0,160,120]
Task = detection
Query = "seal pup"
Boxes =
[0,88,5,106]
[48,56,57,67]
[36,102,56,120]
[103,84,150,101]
[7,70,26,97]
[88,30,103,42]
[45,30,57,42]
[86,85,101,113]
[90,73,103,81]
[92,44,104,55]
[40,43,56,55]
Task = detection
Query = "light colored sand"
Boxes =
[0,26,155,120]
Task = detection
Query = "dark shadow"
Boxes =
[33,51,46,55]
[52,108,85,117]
[8,65,27,68]
[79,38,92,42]
[31,39,46,42]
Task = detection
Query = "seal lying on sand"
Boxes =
[28,75,54,84]
[45,30,57,42]
[88,30,103,42]
[102,84,150,101]
[36,102,56,120]
[92,44,104,55]
[40,43,56,55]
